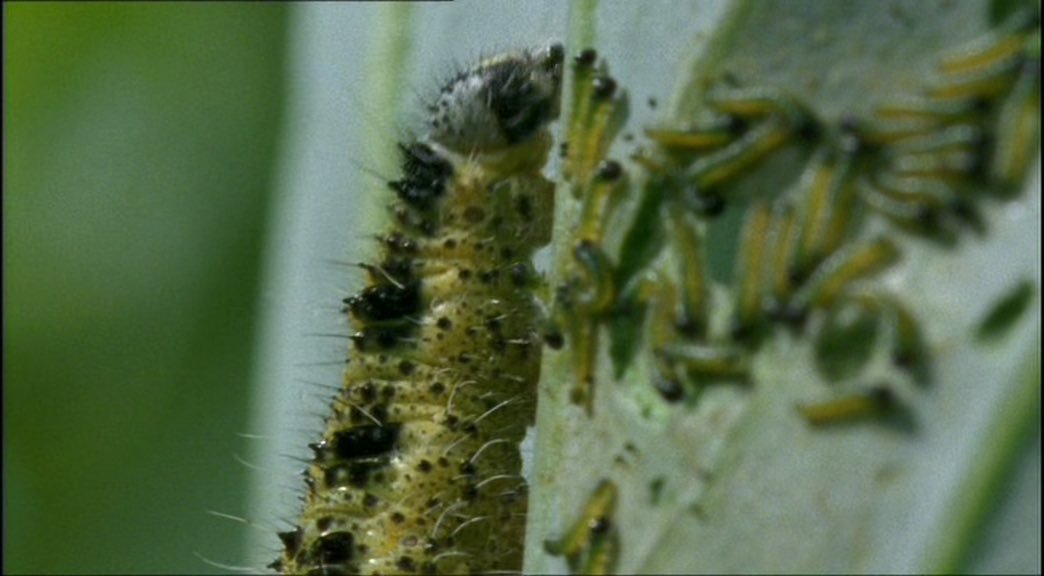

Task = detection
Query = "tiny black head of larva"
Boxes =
[430,44,564,152]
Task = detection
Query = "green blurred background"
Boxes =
[5,4,288,573]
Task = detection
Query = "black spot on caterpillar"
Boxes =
[273,44,564,575]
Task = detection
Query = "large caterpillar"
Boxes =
[272,45,563,575]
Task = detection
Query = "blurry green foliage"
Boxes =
[5,4,287,573]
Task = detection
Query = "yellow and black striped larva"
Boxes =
[553,4,1039,422]
[544,479,620,575]
[273,44,564,575]
[795,384,903,426]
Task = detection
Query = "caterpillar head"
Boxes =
[429,43,564,153]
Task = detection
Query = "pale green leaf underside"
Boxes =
[252,1,1040,573]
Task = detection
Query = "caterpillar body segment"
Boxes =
[792,146,863,287]
[990,52,1041,191]
[565,50,631,196]
[732,201,773,341]
[665,206,711,340]
[796,385,900,426]
[928,6,1039,102]
[544,479,620,575]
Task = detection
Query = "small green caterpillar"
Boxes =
[544,479,619,575]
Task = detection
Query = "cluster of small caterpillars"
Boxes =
[553,6,1039,424]
[543,11,1038,574]
[274,46,563,575]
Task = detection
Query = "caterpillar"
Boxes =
[273,44,564,575]
[544,479,620,575]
